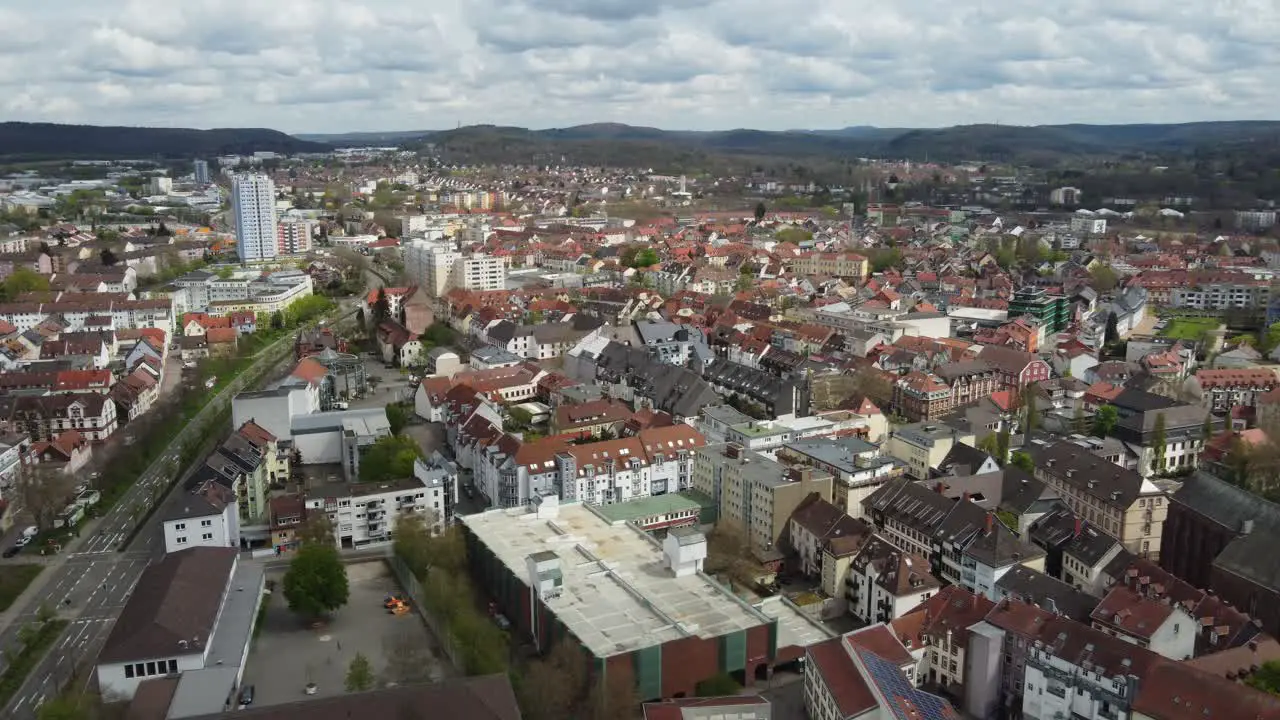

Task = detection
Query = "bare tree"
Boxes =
[520,639,590,720]
[586,667,641,720]
[15,465,72,531]
[380,631,439,686]
[704,523,763,588]
[295,512,336,546]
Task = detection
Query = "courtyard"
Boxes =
[241,561,451,706]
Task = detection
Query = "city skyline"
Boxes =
[2,0,1278,133]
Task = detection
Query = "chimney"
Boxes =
[985,514,994,534]
[935,481,945,493]
[1074,518,1082,537]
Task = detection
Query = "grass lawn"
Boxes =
[0,564,44,612]
[1159,317,1221,341]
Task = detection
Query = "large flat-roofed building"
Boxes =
[462,499,828,699]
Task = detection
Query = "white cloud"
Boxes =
[2,0,1280,133]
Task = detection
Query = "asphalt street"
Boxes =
[0,302,363,720]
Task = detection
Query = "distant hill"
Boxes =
[374,120,1280,168]
[294,130,440,144]
[0,122,330,160]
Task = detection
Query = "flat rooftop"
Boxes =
[593,490,715,524]
[753,596,834,650]
[463,503,771,658]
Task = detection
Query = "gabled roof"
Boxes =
[98,547,237,664]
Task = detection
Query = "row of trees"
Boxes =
[392,514,636,719]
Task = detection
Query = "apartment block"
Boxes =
[692,443,833,557]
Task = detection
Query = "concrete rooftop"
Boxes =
[463,502,770,658]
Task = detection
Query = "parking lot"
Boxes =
[241,561,449,706]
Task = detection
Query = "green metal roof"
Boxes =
[594,490,715,523]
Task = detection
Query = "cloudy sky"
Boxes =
[4,0,1278,133]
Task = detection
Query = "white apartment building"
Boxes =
[452,253,508,291]
[303,473,444,547]
[404,241,459,296]
[161,495,240,554]
[276,220,315,255]
[232,174,278,262]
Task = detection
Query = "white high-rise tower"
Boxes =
[232,174,277,262]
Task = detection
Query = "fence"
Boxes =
[386,554,463,672]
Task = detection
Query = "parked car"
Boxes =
[238,685,255,707]
[3,545,20,558]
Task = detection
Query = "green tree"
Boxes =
[754,201,766,222]
[283,542,349,620]
[359,434,424,483]
[627,248,659,268]
[869,247,902,273]
[372,287,390,324]
[1022,387,1039,443]
[775,227,813,244]
[1010,451,1035,473]
[1090,264,1120,293]
[345,652,375,692]
[1092,405,1119,437]
[977,433,1001,459]
[1152,412,1167,474]
[99,248,119,267]
[216,266,235,279]
[996,426,1011,463]
[386,403,410,434]
[2,267,51,299]
[1247,659,1280,696]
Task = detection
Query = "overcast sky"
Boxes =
[4,0,1278,134]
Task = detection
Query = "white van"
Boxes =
[21,525,38,539]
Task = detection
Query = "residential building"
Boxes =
[13,393,118,442]
[1109,400,1217,477]
[846,535,940,625]
[161,493,240,554]
[804,625,959,720]
[976,344,1052,391]
[993,565,1100,623]
[789,251,869,282]
[787,494,872,578]
[692,443,833,557]
[451,252,508,291]
[193,159,210,184]
[1194,368,1277,412]
[890,586,998,715]
[1090,585,1196,660]
[1026,440,1167,559]
[277,219,315,255]
[303,470,450,548]
[549,398,633,437]
[884,422,974,480]
[232,173,277,262]
[1237,209,1279,231]
[961,516,1047,600]
[777,437,902,519]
